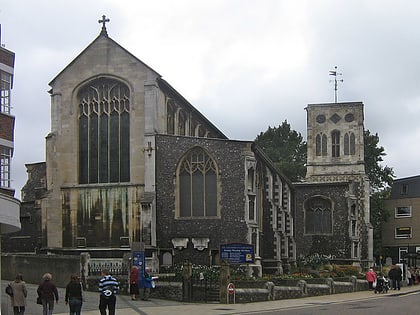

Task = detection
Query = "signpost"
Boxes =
[227,282,235,304]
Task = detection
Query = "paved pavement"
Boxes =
[2,280,420,315]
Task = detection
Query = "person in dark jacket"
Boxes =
[388,265,402,290]
[65,274,83,315]
[9,273,27,315]
[37,273,59,315]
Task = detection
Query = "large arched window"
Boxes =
[304,196,332,234]
[78,78,130,184]
[177,147,219,218]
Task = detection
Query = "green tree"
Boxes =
[363,130,394,191]
[364,130,395,259]
[255,120,307,182]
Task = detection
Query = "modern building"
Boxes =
[382,175,420,266]
[0,28,20,235]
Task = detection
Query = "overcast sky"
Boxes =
[2,0,420,197]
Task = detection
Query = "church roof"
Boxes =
[49,26,161,86]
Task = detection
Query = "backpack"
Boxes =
[102,285,115,299]
[5,284,13,297]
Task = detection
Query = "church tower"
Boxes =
[294,101,373,268]
[305,102,365,180]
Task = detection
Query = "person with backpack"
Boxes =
[98,269,119,315]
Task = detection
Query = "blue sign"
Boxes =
[220,243,255,264]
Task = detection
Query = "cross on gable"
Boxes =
[98,15,110,36]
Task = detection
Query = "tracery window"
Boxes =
[344,132,355,155]
[315,133,327,156]
[305,196,332,234]
[178,147,218,218]
[78,78,130,184]
[331,130,340,157]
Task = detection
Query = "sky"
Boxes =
[1,0,420,198]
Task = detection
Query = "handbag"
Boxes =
[36,296,42,305]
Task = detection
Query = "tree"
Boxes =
[363,130,395,260]
[255,120,307,182]
[363,130,394,191]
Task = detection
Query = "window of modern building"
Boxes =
[344,132,355,155]
[78,78,130,184]
[0,71,12,114]
[304,196,332,234]
[395,227,412,239]
[399,247,408,262]
[401,184,409,195]
[178,147,218,218]
[0,146,11,188]
[395,206,412,218]
[331,130,340,157]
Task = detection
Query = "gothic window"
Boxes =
[167,99,175,135]
[178,147,218,218]
[316,133,327,156]
[178,110,186,135]
[331,130,340,157]
[78,78,130,184]
[305,196,332,234]
[0,71,12,114]
[344,132,355,155]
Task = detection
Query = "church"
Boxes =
[3,17,373,273]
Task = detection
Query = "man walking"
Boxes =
[98,269,119,315]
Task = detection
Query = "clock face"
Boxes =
[345,113,354,122]
[316,114,326,123]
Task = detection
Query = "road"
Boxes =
[2,280,420,315]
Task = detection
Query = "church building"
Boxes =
[3,17,373,273]
[38,17,295,273]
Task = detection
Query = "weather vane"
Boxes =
[329,66,343,103]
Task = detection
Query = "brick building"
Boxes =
[382,175,420,266]
[0,29,20,235]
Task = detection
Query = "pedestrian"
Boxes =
[9,273,27,315]
[65,274,84,315]
[37,273,59,315]
[366,267,377,290]
[98,269,119,315]
[388,265,402,290]
[142,267,153,301]
[129,266,139,300]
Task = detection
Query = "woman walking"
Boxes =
[65,274,83,315]
[37,273,59,315]
[9,273,27,315]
